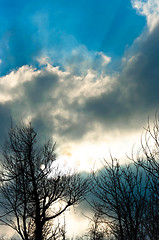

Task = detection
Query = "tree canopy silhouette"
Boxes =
[0,123,90,240]
[91,116,159,240]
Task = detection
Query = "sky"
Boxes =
[1,0,159,238]
[0,0,159,169]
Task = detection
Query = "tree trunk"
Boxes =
[35,221,43,240]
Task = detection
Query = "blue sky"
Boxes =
[0,0,146,75]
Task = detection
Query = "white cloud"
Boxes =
[1,65,39,87]
[132,0,159,31]
[96,52,111,66]
[0,65,40,103]
[37,56,51,65]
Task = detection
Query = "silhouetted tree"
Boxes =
[0,123,90,240]
[133,116,159,240]
[87,213,109,240]
[91,158,149,240]
[91,115,159,240]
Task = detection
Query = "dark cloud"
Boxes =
[0,104,11,144]
[82,23,159,130]
[82,89,128,123]
[10,71,59,142]
[122,24,159,109]
[23,71,59,106]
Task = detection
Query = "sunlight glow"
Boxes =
[57,130,142,173]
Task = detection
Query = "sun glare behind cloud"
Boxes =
[56,129,142,173]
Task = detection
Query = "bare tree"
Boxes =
[133,116,159,240]
[91,158,149,240]
[91,115,159,240]
[0,123,90,240]
[87,213,109,240]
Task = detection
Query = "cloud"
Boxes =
[96,52,111,66]
[0,104,11,144]
[0,48,114,141]
[121,23,159,109]
[0,19,159,166]
[83,21,159,129]
[132,0,159,31]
